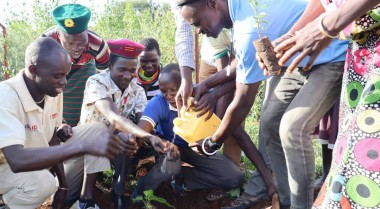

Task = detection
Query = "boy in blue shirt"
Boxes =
[135,63,244,197]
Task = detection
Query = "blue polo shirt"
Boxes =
[228,0,348,84]
[140,93,188,147]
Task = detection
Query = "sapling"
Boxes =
[250,0,281,75]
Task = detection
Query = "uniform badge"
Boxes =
[64,18,75,28]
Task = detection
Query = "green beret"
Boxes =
[52,4,91,34]
[175,0,200,6]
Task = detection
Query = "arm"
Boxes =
[212,82,261,143]
[193,59,237,101]
[194,79,236,119]
[95,98,152,139]
[49,129,67,188]
[50,129,68,209]
[95,98,166,153]
[2,132,119,173]
[274,0,380,72]
[172,4,196,110]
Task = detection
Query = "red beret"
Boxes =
[107,39,144,59]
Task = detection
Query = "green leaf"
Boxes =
[227,188,241,198]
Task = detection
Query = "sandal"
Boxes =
[221,197,271,209]
[206,189,227,201]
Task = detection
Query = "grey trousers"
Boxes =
[261,63,344,208]
[143,146,244,191]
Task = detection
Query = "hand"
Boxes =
[51,187,67,209]
[145,135,166,154]
[190,137,218,156]
[175,72,193,114]
[256,34,292,76]
[82,127,122,159]
[162,141,180,161]
[57,124,73,142]
[117,133,139,156]
[193,90,218,120]
[193,81,209,103]
[274,17,333,73]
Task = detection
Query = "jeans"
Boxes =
[261,62,344,208]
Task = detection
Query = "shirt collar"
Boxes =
[106,70,135,96]
[6,70,43,112]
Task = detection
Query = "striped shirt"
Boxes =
[134,79,160,101]
[62,61,97,126]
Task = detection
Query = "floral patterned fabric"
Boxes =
[313,7,380,209]
[79,70,147,126]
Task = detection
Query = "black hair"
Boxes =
[25,37,68,69]
[160,63,181,86]
[139,38,161,56]
[109,54,119,66]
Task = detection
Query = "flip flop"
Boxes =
[206,189,227,201]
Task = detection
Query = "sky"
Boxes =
[0,0,170,26]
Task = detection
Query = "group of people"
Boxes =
[1,0,380,209]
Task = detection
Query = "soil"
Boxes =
[253,36,281,75]
[37,157,239,209]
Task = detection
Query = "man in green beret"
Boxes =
[41,3,111,208]
[42,3,110,127]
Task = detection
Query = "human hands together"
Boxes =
[145,134,166,154]
[57,124,73,142]
[274,17,333,73]
[162,141,180,161]
[193,90,218,120]
[116,132,139,156]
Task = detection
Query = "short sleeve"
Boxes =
[95,40,110,70]
[134,86,148,114]
[0,86,26,149]
[140,95,163,128]
[234,33,266,84]
[83,75,112,105]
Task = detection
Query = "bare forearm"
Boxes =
[212,80,236,99]
[49,135,67,187]
[3,143,84,173]
[204,59,237,89]
[114,116,151,138]
[288,0,325,34]
[213,82,260,143]
[323,0,380,35]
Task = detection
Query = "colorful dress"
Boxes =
[313,5,380,209]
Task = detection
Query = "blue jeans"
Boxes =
[261,62,344,208]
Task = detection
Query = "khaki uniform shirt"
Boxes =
[79,70,147,126]
[0,70,62,164]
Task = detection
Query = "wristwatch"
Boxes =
[206,137,222,151]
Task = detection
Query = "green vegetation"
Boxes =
[0,0,322,183]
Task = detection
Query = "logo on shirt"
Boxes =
[25,124,38,132]
[51,113,58,119]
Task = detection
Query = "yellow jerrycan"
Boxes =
[173,97,221,143]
